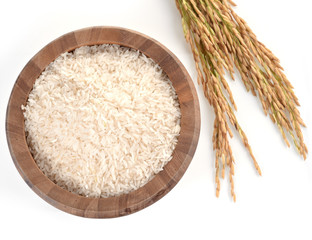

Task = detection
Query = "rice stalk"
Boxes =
[175,0,307,201]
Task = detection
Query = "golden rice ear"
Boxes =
[176,0,307,200]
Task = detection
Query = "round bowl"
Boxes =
[6,26,200,218]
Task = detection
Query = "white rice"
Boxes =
[22,44,181,198]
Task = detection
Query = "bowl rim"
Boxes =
[6,26,200,218]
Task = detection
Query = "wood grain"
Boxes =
[6,26,200,218]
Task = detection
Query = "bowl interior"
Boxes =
[6,26,200,218]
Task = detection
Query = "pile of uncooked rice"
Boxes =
[22,44,181,198]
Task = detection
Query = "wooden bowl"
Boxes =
[6,26,200,218]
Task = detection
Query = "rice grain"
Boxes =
[22,44,181,198]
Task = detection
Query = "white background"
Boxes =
[1,0,311,239]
